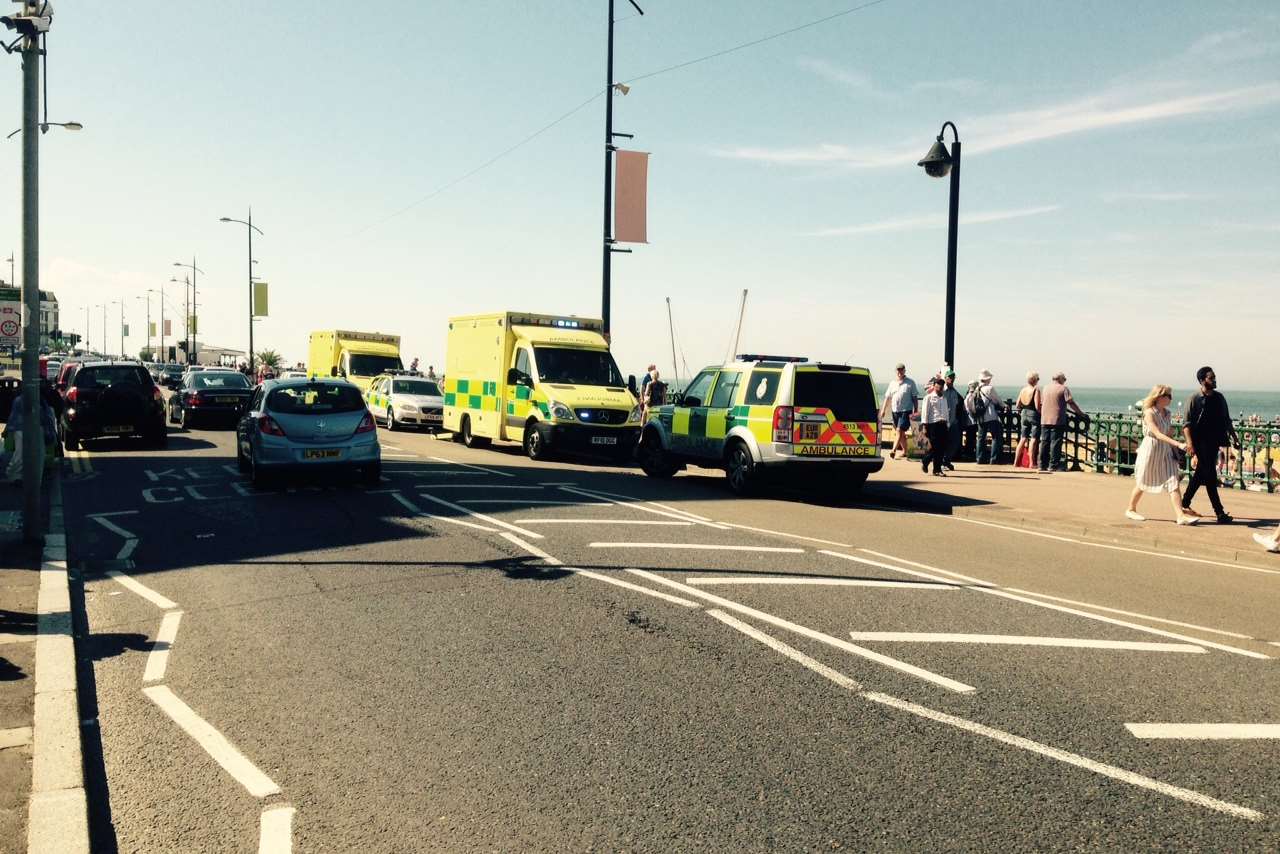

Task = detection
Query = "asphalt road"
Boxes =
[61,413,1280,852]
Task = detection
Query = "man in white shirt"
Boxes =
[880,363,919,460]
[975,369,1005,465]
[920,376,950,476]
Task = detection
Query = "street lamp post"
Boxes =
[112,299,123,358]
[100,304,106,357]
[172,257,202,364]
[219,210,263,372]
[82,304,89,351]
[601,0,644,336]
[917,121,961,370]
[136,294,150,359]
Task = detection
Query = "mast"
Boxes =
[730,288,748,358]
[666,296,678,385]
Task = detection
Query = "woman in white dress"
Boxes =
[1125,384,1197,525]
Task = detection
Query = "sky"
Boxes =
[4,0,1278,391]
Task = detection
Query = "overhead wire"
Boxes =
[357,0,894,236]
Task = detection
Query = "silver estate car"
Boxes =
[236,378,381,487]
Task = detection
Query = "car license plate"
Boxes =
[216,396,239,403]
[303,448,341,459]
[591,436,618,445]
[794,444,875,457]
[104,425,132,435]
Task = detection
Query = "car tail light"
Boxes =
[185,391,199,406]
[258,415,287,437]
[772,406,793,443]
[65,387,78,404]
[354,412,376,434]
[152,386,164,402]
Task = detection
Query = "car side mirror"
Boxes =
[683,396,700,408]
[627,374,638,396]
[507,367,521,386]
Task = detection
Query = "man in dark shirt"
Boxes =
[1181,366,1239,524]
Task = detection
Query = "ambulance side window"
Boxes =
[513,348,532,385]
[744,370,780,405]
[682,370,717,408]
[709,371,742,408]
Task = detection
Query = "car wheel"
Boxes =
[639,431,677,479]
[63,430,79,452]
[460,416,489,449]
[250,453,273,489]
[386,408,398,432]
[150,428,168,449]
[522,422,550,461]
[362,462,382,486]
[725,442,759,496]
[236,442,249,472]
[846,470,869,492]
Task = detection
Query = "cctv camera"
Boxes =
[922,160,951,178]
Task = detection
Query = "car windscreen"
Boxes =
[533,347,624,387]
[266,384,364,414]
[793,370,877,422]
[75,366,151,388]
[349,354,403,376]
[392,380,439,395]
[193,373,250,390]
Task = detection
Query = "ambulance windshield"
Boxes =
[533,347,625,387]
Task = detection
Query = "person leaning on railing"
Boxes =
[1036,372,1088,473]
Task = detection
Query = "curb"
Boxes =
[27,471,90,854]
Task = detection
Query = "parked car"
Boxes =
[54,360,82,397]
[61,361,167,450]
[364,373,444,432]
[160,364,185,389]
[168,370,254,429]
[236,378,380,487]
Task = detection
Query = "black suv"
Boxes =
[62,361,167,450]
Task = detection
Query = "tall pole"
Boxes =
[19,27,42,542]
[143,295,151,359]
[248,208,254,372]
[190,254,197,364]
[101,304,106,356]
[183,275,190,362]
[117,300,124,357]
[82,305,88,350]
[601,0,614,335]
[943,140,961,369]
[665,296,677,385]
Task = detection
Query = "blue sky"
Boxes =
[5,1,1278,390]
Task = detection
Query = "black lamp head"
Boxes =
[918,137,952,178]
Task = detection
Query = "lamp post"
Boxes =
[136,294,150,360]
[112,299,124,358]
[601,0,644,336]
[917,121,961,370]
[219,210,262,372]
[82,304,89,351]
[172,257,202,363]
[99,304,106,357]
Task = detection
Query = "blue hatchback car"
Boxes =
[236,378,381,487]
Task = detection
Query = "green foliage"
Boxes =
[256,349,282,370]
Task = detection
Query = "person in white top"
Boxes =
[920,376,950,476]
[1125,383,1196,526]
[880,363,919,460]
[975,369,1005,465]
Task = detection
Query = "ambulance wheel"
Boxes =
[523,422,551,461]
[725,442,760,496]
[639,431,677,479]
[386,407,398,431]
[460,416,490,449]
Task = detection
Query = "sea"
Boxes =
[1069,387,1280,421]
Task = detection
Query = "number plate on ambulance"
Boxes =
[591,436,618,445]
[799,423,822,441]
[794,445,875,457]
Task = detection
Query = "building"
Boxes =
[0,284,59,349]
[194,344,247,368]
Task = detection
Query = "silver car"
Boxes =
[365,374,445,432]
[236,378,381,487]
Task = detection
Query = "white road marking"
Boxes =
[949,514,1280,578]
[415,484,543,490]
[514,519,694,526]
[499,532,561,565]
[1125,723,1280,740]
[427,455,515,478]
[416,492,544,539]
[628,569,975,693]
[142,685,281,798]
[707,609,862,690]
[106,570,177,610]
[89,514,138,540]
[1001,588,1255,640]
[538,481,580,486]
[646,502,713,522]
[847,632,1205,653]
[560,486,730,529]
[591,542,804,554]
[863,691,1263,821]
[857,549,992,586]
[382,469,486,476]
[0,633,35,644]
[459,499,610,506]
[381,453,418,458]
[821,550,970,587]
[708,610,1259,819]
[258,804,295,854]
[0,726,32,749]
[859,549,1270,660]
[143,611,183,683]
[390,493,498,532]
[721,522,852,548]
[687,576,956,590]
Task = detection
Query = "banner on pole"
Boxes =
[188,316,198,334]
[613,150,650,244]
[163,319,172,336]
[122,323,130,337]
[253,281,269,317]
[149,321,156,337]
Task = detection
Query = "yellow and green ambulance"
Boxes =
[443,312,641,459]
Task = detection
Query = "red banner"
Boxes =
[614,150,649,244]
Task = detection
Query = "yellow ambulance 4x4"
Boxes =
[639,355,883,495]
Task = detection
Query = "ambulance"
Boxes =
[307,330,402,392]
[443,312,641,459]
[638,355,883,495]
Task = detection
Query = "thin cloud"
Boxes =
[810,204,1060,236]
[1101,192,1215,203]
[796,57,892,100]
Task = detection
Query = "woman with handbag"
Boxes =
[1125,384,1197,525]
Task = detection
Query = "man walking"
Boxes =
[940,368,967,469]
[880,363,919,460]
[1037,371,1087,472]
[1182,366,1237,523]
[920,377,949,476]
[975,370,1005,465]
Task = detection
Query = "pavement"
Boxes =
[16,410,1280,851]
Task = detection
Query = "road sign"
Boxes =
[0,305,20,349]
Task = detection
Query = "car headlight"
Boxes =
[396,401,416,410]
[548,400,576,421]
[628,405,642,423]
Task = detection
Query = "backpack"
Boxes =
[645,380,666,407]
[964,389,979,419]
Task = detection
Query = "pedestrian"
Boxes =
[641,367,666,421]
[1125,384,1197,525]
[639,363,656,400]
[1013,371,1041,468]
[426,365,438,381]
[3,392,58,485]
[1253,522,1280,553]
[410,357,420,373]
[880,363,919,460]
[940,368,966,470]
[974,370,1005,465]
[1181,366,1238,524]
[920,377,949,476]
[1037,371,1088,472]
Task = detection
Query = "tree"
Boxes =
[138,347,156,361]
[256,349,282,370]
